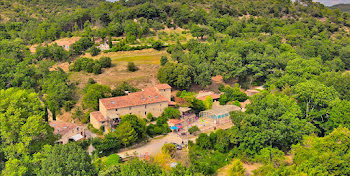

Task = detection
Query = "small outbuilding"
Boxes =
[199,105,241,122]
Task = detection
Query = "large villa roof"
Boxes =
[100,85,170,110]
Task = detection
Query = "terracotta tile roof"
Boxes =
[90,111,106,122]
[155,84,171,90]
[49,121,78,136]
[100,87,168,110]
[168,101,176,106]
[197,94,221,101]
[168,119,184,125]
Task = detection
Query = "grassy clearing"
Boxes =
[83,48,169,65]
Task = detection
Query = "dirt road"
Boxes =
[118,132,183,158]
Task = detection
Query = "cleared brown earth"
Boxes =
[69,63,161,90]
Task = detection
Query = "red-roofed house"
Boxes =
[49,121,87,144]
[90,84,172,132]
[196,91,222,102]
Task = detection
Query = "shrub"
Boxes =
[152,40,163,50]
[161,143,176,157]
[188,126,200,134]
[231,100,241,107]
[69,57,102,74]
[218,84,225,92]
[70,37,94,55]
[162,107,181,119]
[90,46,101,56]
[88,124,103,135]
[226,159,245,176]
[81,112,90,124]
[93,63,102,74]
[176,91,182,97]
[88,78,96,84]
[219,85,248,105]
[147,112,153,121]
[112,82,139,97]
[160,55,168,66]
[127,62,138,72]
[72,107,84,121]
[99,57,112,68]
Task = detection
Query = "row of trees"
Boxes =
[69,56,111,75]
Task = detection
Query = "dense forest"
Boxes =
[0,0,350,175]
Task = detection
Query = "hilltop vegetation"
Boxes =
[0,0,349,175]
[330,3,350,13]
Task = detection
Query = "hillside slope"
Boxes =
[0,0,104,22]
[314,0,350,6]
[330,3,350,13]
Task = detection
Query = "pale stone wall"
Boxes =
[99,100,107,116]
[90,114,103,129]
[104,101,168,118]
[59,126,86,144]
[157,88,171,101]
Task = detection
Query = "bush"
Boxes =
[127,62,138,72]
[162,143,176,157]
[226,159,245,176]
[152,40,163,50]
[231,100,241,107]
[99,57,112,68]
[112,82,139,97]
[88,124,103,135]
[69,57,102,74]
[72,107,84,121]
[88,78,96,84]
[81,112,90,124]
[147,112,154,121]
[218,84,225,92]
[35,43,69,61]
[176,91,182,97]
[93,63,102,74]
[90,46,101,56]
[160,56,168,66]
[162,107,181,119]
[82,84,111,110]
[219,85,248,105]
[70,37,94,55]
[91,135,121,157]
[188,126,200,134]
[147,116,171,137]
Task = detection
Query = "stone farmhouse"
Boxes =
[90,84,172,132]
[49,121,89,144]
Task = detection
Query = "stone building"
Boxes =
[49,121,88,144]
[90,84,172,132]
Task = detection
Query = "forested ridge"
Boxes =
[0,0,350,175]
[330,3,350,13]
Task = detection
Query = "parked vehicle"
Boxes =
[171,142,182,150]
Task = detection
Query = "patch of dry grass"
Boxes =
[82,48,169,65]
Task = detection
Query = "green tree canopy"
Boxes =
[33,143,96,176]
[82,83,111,110]
[231,92,315,155]
[0,88,56,159]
